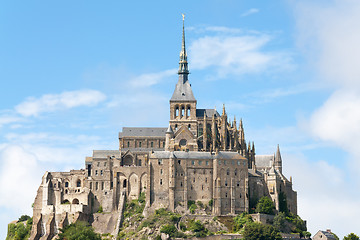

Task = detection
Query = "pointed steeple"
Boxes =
[178,14,189,77]
[275,144,283,173]
[170,14,196,102]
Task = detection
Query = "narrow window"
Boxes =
[139,160,142,166]
[100,170,103,176]
[96,182,98,190]
[237,161,240,166]
[187,107,190,117]
[101,182,104,190]
[175,124,178,131]
[175,107,179,117]
[160,179,163,185]
[199,160,202,165]
[205,178,207,183]
[123,179,127,188]
[160,169,163,175]
[178,160,181,164]
[225,193,228,198]
[180,182,183,187]
[95,170,98,176]
[77,180,81,187]
[110,181,113,189]
[65,182,69,188]
[235,169,237,176]
[227,169,230,175]
[151,142,154,148]
[188,124,191,130]
[202,185,204,190]
[104,162,107,167]
[90,182,92,190]
[181,106,185,117]
[97,162,100,167]
[206,161,209,166]
[127,141,130,148]
[139,142,142,148]
[192,160,195,165]
[237,181,240,187]
[158,159,163,165]
[225,180,228,187]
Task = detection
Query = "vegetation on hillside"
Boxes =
[6,215,32,240]
[57,221,101,240]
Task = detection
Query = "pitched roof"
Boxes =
[119,127,167,138]
[92,150,121,158]
[170,78,196,101]
[255,155,274,168]
[196,109,221,118]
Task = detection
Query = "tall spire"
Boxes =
[178,14,189,81]
[170,14,196,102]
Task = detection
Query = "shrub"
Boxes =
[97,205,103,213]
[58,221,101,240]
[233,212,253,232]
[160,224,177,237]
[344,233,360,240]
[208,199,213,207]
[18,215,30,222]
[273,212,287,232]
[197,201,204,208]
[255,196,275,215]
[243,222,282,240]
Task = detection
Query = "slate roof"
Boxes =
[92,150,121,158]
[196,109,221,118]
[118,127,167,138]
[170,78,196,101]
[255,155,274,168]
[314,231,337,240]
[150,151,245,160]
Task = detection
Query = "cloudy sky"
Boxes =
[1,0,360,238]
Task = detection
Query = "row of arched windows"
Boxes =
[174,105,191,118]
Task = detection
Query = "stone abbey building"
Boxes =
[29,21,297,239]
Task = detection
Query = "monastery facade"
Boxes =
[29,20,297,240]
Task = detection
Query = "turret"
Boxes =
[275,144,282,173]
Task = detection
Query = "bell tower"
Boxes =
[169,15,198,151]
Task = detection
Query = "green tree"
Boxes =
[57,221,101,240]
[256,196,275,215]
[18,215,30,222]
[160,224,177,237]
[344,233,360,240]
[243,222,282,240]
[273,212,287,232]
[233,212,253,232]
[278,192,289,215]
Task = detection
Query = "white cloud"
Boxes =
[241,8,259,17]
[0,145,42,213]
[284,153,360,238]
[15,89,106,117]
[129,69,176,88]
[189,34,292,78]
[0,116,22,128]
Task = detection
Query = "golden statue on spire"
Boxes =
[182,13,185,21]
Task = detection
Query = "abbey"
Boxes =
[29,21,297,239]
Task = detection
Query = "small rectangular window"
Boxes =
[95,170,98,176]
[127,141,130,148]
[206,161,209,166]
[151,142,154,148]
[139,142,142,148]
[192,160,195,165]
[100,170,103,176]
[160,179,162,185]
[101,182,104,190]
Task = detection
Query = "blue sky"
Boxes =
[1,0,360,238]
